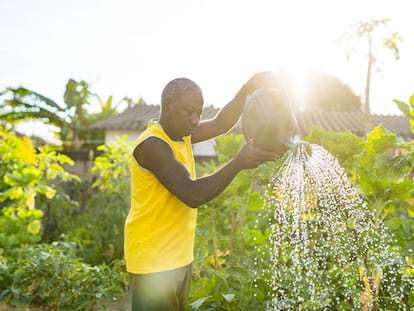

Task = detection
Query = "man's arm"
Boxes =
[191,71,277,144]
[191,87,248,144]
[134,137,276,208]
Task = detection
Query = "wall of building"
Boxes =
[105,129,139,144]
[106,129,217,158]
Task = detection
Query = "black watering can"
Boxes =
[242,87,312,157]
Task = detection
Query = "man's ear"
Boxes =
[161,101,170,113]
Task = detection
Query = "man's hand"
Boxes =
[234,139,278,169]
[243,71,278,94]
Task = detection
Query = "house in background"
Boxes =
[91,104,224,162]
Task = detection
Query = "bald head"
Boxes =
[161,78,203,107]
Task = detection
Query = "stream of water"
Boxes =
[255,143,406,310]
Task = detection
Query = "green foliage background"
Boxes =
[0,94,414,310]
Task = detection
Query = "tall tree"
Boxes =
[63,79,93,150]
[303,70,362,111]
[337,18,402,117]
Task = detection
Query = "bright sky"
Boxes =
[1,0,413,136]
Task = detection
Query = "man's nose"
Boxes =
[190,113,200,125]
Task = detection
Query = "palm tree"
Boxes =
[337,18,402,118]
[0,79,127,150]
[0,87,68,134]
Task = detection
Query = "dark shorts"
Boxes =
[129,263,193,311]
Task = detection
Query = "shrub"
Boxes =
[61,136,132,264]
[1,242,128,310]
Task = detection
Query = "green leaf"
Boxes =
[27,220,42,234]
[410,94,414,107]
[365,125,401,156]
[13,87,31,97]
[248,192,265,211]
[393,99,410,117]
[222,293,235,302]
[190,296,212,310]
[386,217,414,231]
[37,185,56,199]
[1,186,24,200]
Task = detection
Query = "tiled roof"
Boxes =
[372,114,412,139]
[295,110,413,140]
[91,104,161,130]
[91,104,219,130]
[91,104,413,140]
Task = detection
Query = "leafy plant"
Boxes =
[61,136,133,264]
[1,242,127,310]
[190,134,275,310]
[0,126,79,250]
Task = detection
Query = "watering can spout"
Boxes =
[287,140,313,157]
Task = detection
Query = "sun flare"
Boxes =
[270,66,310,111]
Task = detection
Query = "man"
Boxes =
[125,72,282,310]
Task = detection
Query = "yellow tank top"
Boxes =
[124,119,197,274]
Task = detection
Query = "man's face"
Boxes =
[165,89,204,140]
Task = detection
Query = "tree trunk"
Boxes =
[365,32,373,130]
